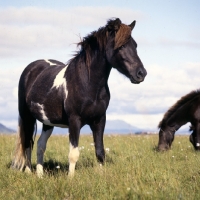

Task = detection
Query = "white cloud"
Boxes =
[0,67,23,126]
[108,62,200,117]
[159,37,200,48]
[107,113,163,130]
[0,6,199,132]
[0,6,145,26]
[0,6,144,58]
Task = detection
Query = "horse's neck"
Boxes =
[168,104,190,130]
[89,63,111,87]
[73,56,111,87]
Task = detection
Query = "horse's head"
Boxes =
[105,18,147,84]
[157,125,175,151]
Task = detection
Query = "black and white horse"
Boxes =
[12,18,147,177]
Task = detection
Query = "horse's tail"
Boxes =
[12,117,26,170]
[12,116,37,171]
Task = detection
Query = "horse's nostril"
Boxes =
[137,67,147,79]
[137,69,143,79]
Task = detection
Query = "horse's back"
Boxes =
[18,59,68,124]
[20,59,65,83]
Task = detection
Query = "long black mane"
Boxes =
[68,18,130,68]
[158,89,200,128]
[68,19,111,66]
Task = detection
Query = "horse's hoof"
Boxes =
[24,166,32,174]
[68,171,75,179]
[36,164,44,178]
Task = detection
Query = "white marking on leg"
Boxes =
[68,143,80,177]
[196,143,200,147]
[36,164,44,178]
[44,59,57,66]
[25,147,32,173]
[51,66,68,98]
[36,128,53,177]
[24,166,32,174]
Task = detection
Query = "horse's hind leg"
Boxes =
[12,114,36,173]
[24,146,32,173]
[36,124,53,178]
[23,116,36,173]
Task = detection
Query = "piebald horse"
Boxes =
[12,18,147,177]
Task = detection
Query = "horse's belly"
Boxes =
[29,101,68,127]
[42,120,69,128]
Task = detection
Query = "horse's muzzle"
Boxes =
[157,144,170,151]
[130,76,140,84]
[130,66,147,84]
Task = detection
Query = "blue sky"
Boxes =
[0,0,200,132]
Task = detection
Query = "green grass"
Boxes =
[0,133,200,199]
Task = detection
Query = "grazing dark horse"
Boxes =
[12,18,147,177]
[158,89,200,151]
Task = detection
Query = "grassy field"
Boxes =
[0,133,200,200]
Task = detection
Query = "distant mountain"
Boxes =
[0,123,15,134]
[42,120,143,134]
[105,120,137,130]
[104,119,142,134]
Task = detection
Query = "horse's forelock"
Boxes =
[70,19,132,68]
[114,24,132,50]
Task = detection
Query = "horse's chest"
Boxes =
[86,88,109,116]
[80,98,109,119]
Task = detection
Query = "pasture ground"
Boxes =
[0,133,200,200]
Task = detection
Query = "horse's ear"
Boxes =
[113,18,121,31]
[107,18,121,31]
[129,20,136,30]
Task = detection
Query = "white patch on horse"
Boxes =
[44,59,57,66]
[196,143,200,147]
[36,128,53,178]
[34,103,50,124]
[68,143,80,177]
[31,102,69,128]
[51,66,68,98]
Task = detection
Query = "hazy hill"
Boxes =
[0,123,15,134]
[0,120,190,135]
[52,119,143,134]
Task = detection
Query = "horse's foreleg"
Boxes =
[68,143,80,177]
[90,115,106,164]
[68,117,81,177]
[36,125,53,177]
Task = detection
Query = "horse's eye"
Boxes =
[119,45,125,50]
